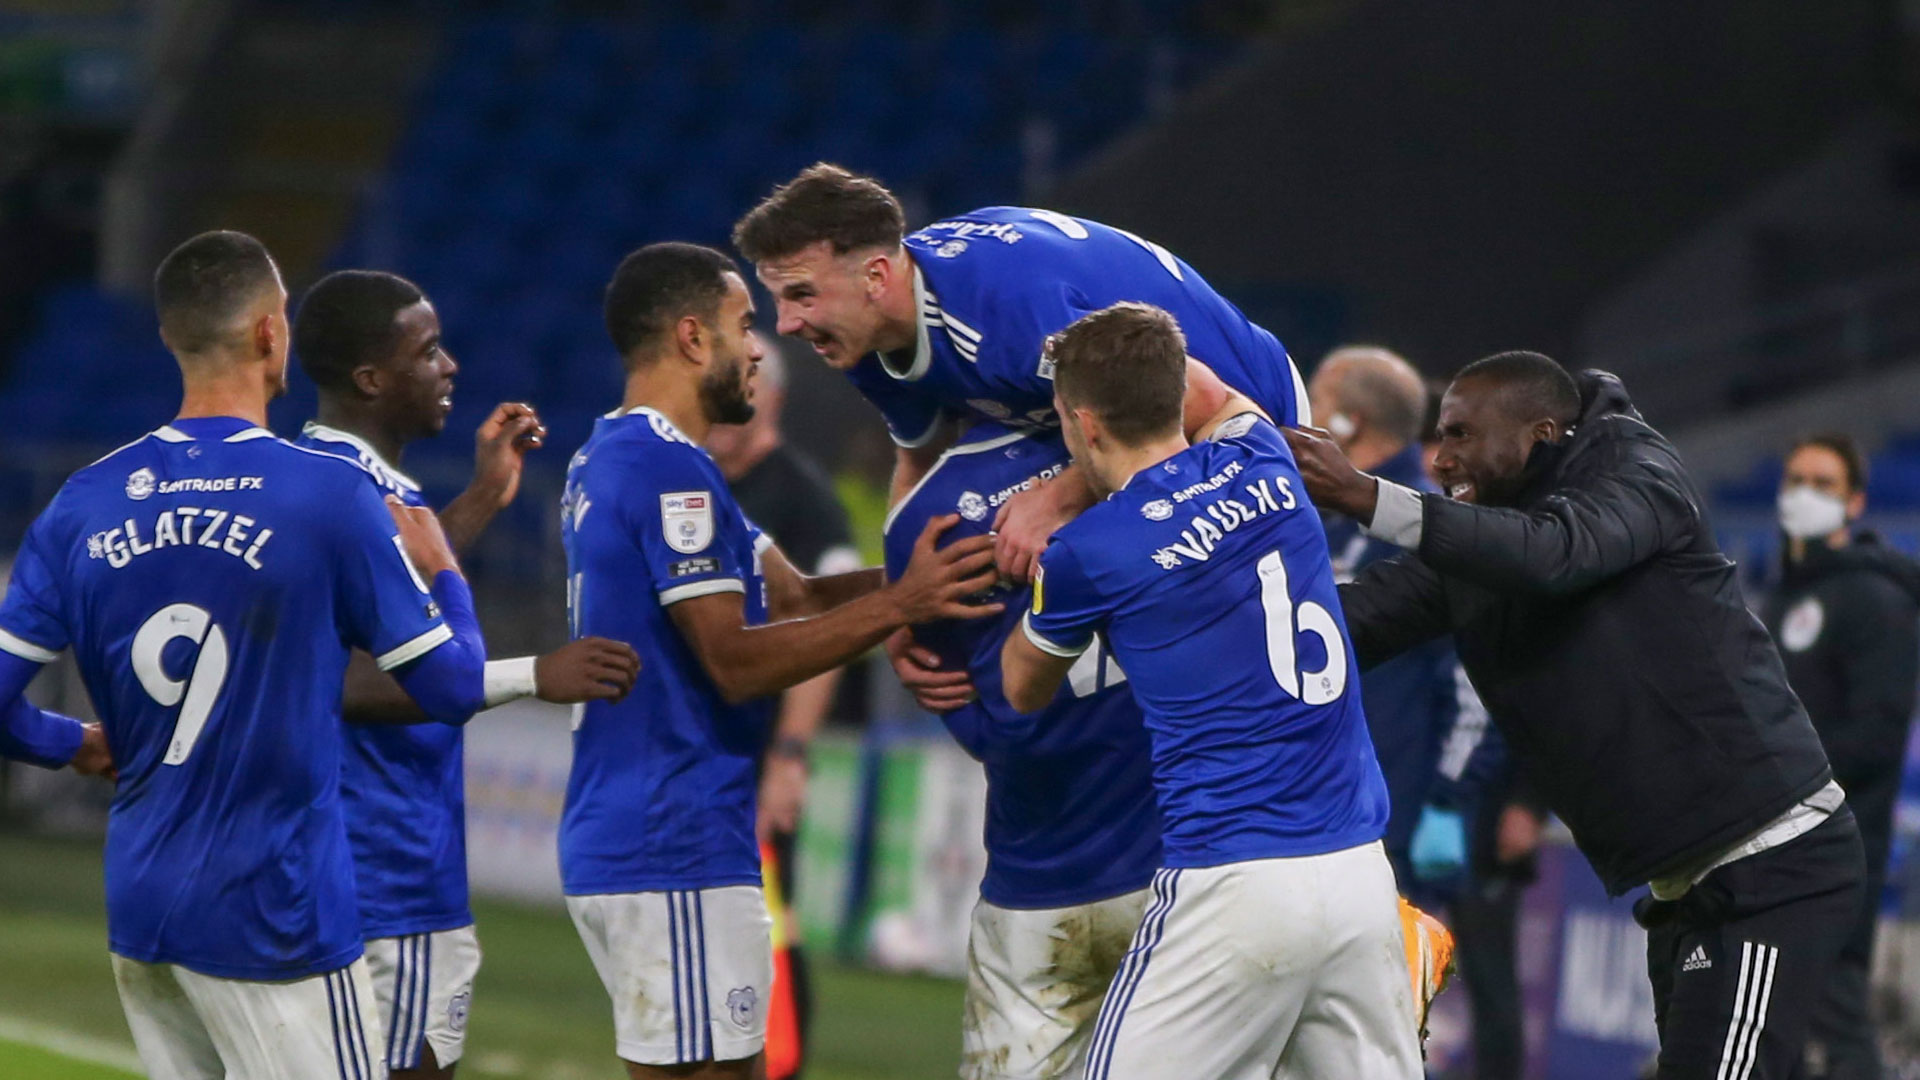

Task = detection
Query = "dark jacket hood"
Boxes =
[1788,532,1920,605]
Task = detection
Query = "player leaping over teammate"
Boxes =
[882,421,1162,1080]
[560,243,1002,1080]
[1000,303,1422,1079]
[0,231,491,1078]
[292,269,641,1080]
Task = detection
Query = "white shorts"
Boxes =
[364,926,482,1072]
[567,887,773,1066]
[962,888,1150,1080]
[1085,843,1423,1080]
[112,953,387,1080]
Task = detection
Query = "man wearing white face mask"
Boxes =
[1761,433,1920,1080]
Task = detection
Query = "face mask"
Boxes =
[1326,412,1357,442]
[1777,485,1849,540]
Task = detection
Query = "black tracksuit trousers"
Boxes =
[1637,808,1866,1080]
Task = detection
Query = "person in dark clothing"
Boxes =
[707,347,862,1080]
[1763,433,1920,1080]
[1284,351,1865,1080]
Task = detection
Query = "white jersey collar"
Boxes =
[300,421,422,492]
[876,264,935,383]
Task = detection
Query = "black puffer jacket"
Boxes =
[1341,371,1833,895]
[1761,534,1920,874]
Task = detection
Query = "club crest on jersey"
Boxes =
[1141,499,1174,521]
[727,986,758,1028]
[661,492,715,554]
[126,468,156,501]
[1780,597,1824,652]
[448,990,470,1033]
[957,491,990,522]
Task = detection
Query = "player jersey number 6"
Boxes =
[1256,550,1348,705]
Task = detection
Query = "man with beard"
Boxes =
[560,243,1004,1080]
[1762,433,1920,1080]
[292,269,642,1080]
[1284,351,1864,1080]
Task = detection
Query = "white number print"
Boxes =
[1027,210,1183,280]
[1066,634,1128,699]
[1256,551,1347,705]
[132,603,230,765]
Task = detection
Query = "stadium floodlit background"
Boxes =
[1,0,1918,1077]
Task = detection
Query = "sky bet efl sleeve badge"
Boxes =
[661,491,715,554]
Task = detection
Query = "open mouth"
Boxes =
[437,386,454,412]
[1448,482,1473,501]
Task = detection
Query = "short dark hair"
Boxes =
[1453,350,1581,427]
[1048,302,1188,445]
[293,270,426,392]
[732,163,906,263]
[153,230,281,354]
[604,243,739,360]
[1788,432,1869,493]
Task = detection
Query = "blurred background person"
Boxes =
[1763,433,1920,1080]
[707,343,863,1079]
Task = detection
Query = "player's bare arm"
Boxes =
[889,432,954,508]
[990,357,1236,582]
[669,515,1001,704]
[1282,425,1381,522]
[760,543,886,620]
[439,402,547,554]
[998,617,1078,714]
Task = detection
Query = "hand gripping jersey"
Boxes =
[559,407,772,894]
[1022,415,1390,868]
[883,424,1160,909]
[845,207,1309,447]
[297,422,471,939]
[0,417,454,979]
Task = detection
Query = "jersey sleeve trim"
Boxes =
[888,410,947,449]
[1021,612,1090,658]
[1288,355,1311,428]
[658,578,746,606]
[0,627,58,664]
[753,533,775,556]
[375,623,455,671]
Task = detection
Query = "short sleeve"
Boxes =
[1021,539,1106,659]
[845,360,948,449]
[331,474,454,670]
[627,449,759,606]
[0,510,71,662]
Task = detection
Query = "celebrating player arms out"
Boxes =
[292,269,640,1080]
[997,303,1422,1079]
[0,232,513,1079]
[560,243,1000,1080]
[882,420,1163,1080]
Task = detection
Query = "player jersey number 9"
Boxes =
[1256,551,1347,705]
[132,603,230,766]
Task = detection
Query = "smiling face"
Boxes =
[1429,375,1562,506]
[370,299,456,441]
[754,241,902,370]
[697,273,766,426]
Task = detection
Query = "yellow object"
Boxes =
[1400,897,1456,1050]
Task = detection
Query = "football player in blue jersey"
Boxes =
[882,422,1161,1080]
[292,269,642,1080]
[999,303,1421,1079]
[0,231,493,1078]
[733,164,1311,584]
[562,243,1002,1080]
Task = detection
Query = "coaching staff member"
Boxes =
[1764,433,1920,1080]
[1285,351,1864,1080]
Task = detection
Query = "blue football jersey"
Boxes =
[559,407,772,894]
[884,424,1161,909]
[845,206,1308,447]
[0,417,453,979]
[297,422,470,939]
[1023,415,1390,869]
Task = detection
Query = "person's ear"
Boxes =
[253,313,277,360]
[675,314,708,363]
[864,250,894,299]
[1847,489,1868,521]
[349,364,383,399]
[1531,418,1562,444]
[1074,406,1105,451]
